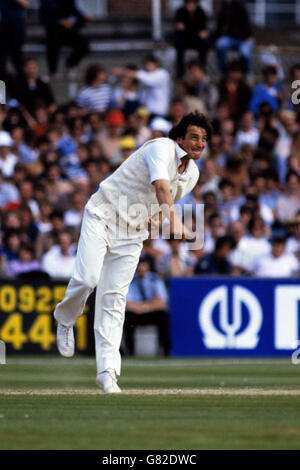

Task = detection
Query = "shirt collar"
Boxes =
[174,141,194,178]
[174,141,187,164]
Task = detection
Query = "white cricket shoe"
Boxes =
[96,369,122,393]
[56,323,75,358]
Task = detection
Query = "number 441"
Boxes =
[0,313,87,351]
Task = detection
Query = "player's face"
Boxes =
[177,125,208,160]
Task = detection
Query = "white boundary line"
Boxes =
[4,358,292,367]
[1,388,300,396]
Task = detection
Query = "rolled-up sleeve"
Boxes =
[143,141,173,183]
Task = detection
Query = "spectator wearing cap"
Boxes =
[194,235,236,275]
[98,110,126,161]
[76,64,113,113]
[252,235,299,277]
[173,0,209,78]
[124,55,171,117]
[124,256,171,356]
[149,117,172,138]
[249,65,282,117]
[0,131,18,178]
[119,136,136,163]
[215,0,254,73]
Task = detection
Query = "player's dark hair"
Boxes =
[169,111,212,141]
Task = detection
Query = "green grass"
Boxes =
[0,356,300,449]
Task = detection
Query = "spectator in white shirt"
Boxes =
[41,230,76,278]
[253,235,299,277]
[0,131,18,178]
[230,216,271,273]
[125,55,171,117]
[286,213,300,258]
[234,111,259,150]
[64,192,85,229]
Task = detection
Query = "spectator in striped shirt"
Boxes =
[76,64,113,113]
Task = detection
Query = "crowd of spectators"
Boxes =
[1,0,300,291]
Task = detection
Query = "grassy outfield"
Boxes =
[0,356,300,449]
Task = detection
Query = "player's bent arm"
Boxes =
[152,179,189,240]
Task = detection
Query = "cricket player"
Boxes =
[54,111,211,393]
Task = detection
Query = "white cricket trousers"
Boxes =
[53,193,143,376]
